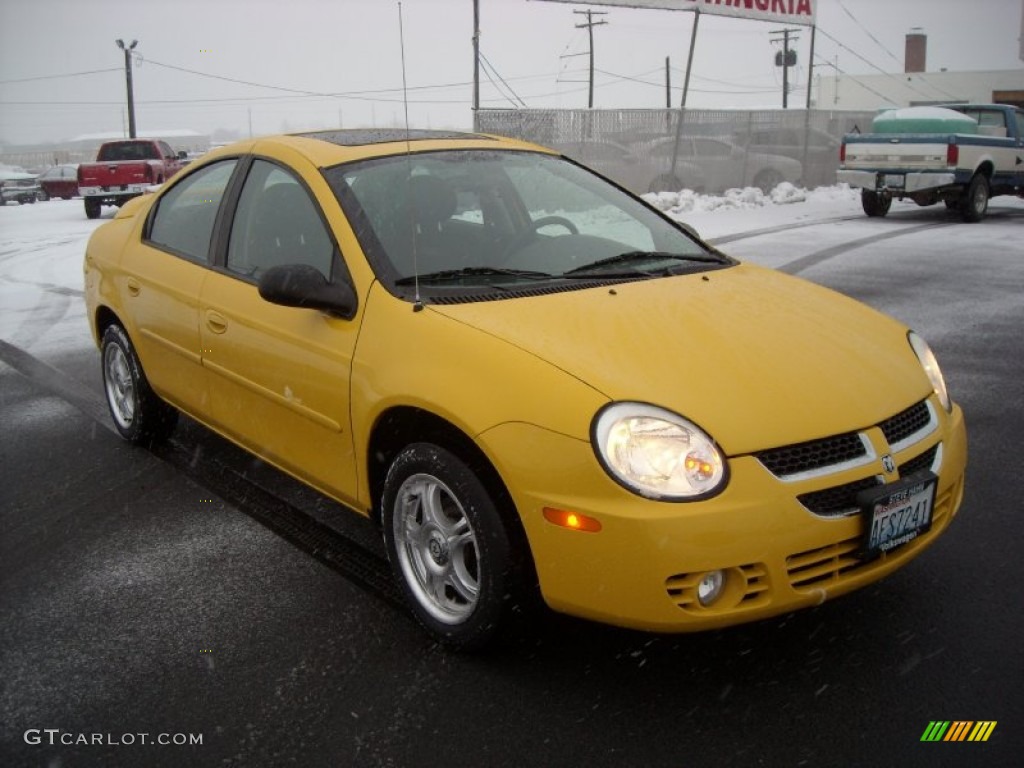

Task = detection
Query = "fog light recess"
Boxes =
[697,570,725,606]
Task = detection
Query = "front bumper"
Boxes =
[483,395,967,632]
[838,169,957,194]
[79,184,150,198]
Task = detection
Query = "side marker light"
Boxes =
[543,507,603,533]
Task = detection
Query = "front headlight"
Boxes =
[908,331,951,412]
[592,402,727,501]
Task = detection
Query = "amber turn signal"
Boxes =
[543,507,602,533]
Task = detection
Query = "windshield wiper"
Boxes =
[563,250,726,276]
[395,266,556,285]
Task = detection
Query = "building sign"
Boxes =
[534,1,817,27]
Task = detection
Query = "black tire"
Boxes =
[753,169,783,193]
[85,198,101,219]
[382,443,516,651]
[861,189,892,217]
[37,190,49,202]
[960,173,989,223]
[100,324,178,445]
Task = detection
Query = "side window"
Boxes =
[159,141,175,159]
[226,159,334,280]
[1017,111,1024,140]
[147,159,237,262]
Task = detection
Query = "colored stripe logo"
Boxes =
[921,721,997,742]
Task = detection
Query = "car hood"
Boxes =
[430,263,930,455]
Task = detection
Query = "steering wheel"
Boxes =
[501,215,579,261]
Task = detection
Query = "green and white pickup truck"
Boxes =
[837,104,1024,222]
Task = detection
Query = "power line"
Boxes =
[835,0,903,68]
[816,26,962,102]
[478,51,527,107]
[0,68,121,85]
[813,54,895,106]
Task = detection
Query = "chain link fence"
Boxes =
[475,108,876,194]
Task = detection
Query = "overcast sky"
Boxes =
[1,0,1021,146]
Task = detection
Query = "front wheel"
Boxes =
[960,174,989,222]
[382,443,515,651]
[84,198,101,219]
[861,189,892,217]
[101,324,178,444]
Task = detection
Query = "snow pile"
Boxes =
[643,182,815,215]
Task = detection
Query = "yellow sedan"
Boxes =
[84,130,967,650]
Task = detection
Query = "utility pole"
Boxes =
[770,28,799,109]
[574,9,607,109]
[115,39,138,137]
[472,0,480,112]
[665,56,671,108]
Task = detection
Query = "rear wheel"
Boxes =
[753,169,783,194]
[960,173,989,222]
[382,443,516,651]
[861,189,892,217]
[84,198,101,219]
[101,324,178,444]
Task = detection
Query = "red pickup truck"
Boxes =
[77,139,186,219]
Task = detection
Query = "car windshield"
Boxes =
[324,149,729,298]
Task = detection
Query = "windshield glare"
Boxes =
[325,150,719,295]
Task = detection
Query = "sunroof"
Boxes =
[295,129,495,147]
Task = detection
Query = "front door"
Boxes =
[199,158,359,504]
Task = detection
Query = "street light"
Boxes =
[115,39,138,138]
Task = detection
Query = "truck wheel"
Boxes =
[960,174,989,223]
[861,190,891,217]
[84,199,101,219]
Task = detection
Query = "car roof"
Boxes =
[200,129,553,169]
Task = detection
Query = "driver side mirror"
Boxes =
[258,264,357,319]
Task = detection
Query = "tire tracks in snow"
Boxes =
[707,206,1024,276]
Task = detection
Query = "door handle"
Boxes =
[126,277,140,296]
[205,310,228,334]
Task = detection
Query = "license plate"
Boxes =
[858,474,936,559]
[881,173,905,189]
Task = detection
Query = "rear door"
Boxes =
[123,158,239,414]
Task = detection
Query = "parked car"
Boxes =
[37,164,80,200]
[84,129,966,649]
[552,139,707,196]
[731,126,840,188]
[0,169,41,204]
[639,135,803,193]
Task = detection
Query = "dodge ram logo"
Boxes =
[882,454,896,474]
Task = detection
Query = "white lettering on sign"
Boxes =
[534,1,817,27]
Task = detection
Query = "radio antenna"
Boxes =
[397,1,423,311]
